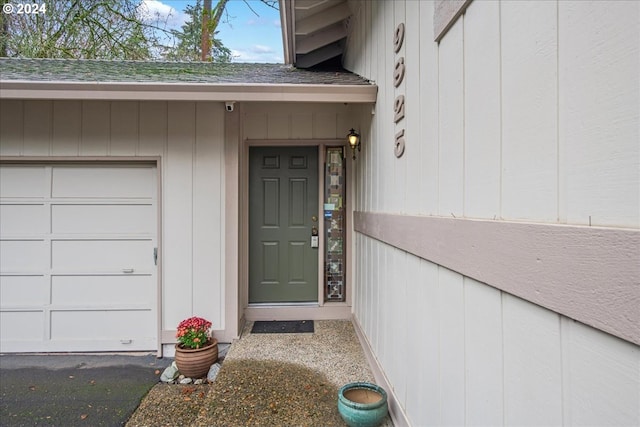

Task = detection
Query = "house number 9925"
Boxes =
[393,23,406,158]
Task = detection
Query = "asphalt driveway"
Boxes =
[0,354,171,427]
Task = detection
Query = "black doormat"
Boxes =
[251,320,314,334]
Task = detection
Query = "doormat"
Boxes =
[251,320,314,334]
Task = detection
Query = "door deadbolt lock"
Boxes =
[311,226,319,248]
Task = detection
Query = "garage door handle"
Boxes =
[122,268,134,274]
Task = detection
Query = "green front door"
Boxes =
[249,146,319,303]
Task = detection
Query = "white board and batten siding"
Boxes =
[0,100,226,352]
[241,103,355,141]
[355,237,640,427]
[345,1,639,426]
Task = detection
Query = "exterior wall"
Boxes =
[0,99,227,348]
[344,1,639,426]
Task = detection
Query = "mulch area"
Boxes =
[126,382,213,426]
[126,360,345,427]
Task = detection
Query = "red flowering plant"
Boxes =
[176,316,212,349]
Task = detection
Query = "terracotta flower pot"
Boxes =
[174,338,218,379]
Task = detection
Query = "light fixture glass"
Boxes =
[347,128,361,159]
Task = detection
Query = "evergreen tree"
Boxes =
[165,0,232,62]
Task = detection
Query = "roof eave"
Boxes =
[0,80,377,103]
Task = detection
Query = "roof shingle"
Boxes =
[0,58,372,86]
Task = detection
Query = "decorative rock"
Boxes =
[160,362,179,383]
[207,363,221,382]
[160,352,225,385]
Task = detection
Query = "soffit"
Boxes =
[280,0,352,68]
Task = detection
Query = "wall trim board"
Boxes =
[246,138,345,146]
[0,81,377,104]
[351,315,410,427]
[434,0,473,42]
[244,305,352,321]
[0,156,160,164]
[354,211,640,346]
[224,107,241,342]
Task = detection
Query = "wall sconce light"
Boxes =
[347,128,361,160]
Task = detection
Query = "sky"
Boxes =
[140,0,284,63]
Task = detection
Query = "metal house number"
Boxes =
[393,23,406,158]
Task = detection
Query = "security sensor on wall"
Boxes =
[225,101,235,112]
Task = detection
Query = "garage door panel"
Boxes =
[0,204,47,235]
[0,311,44,341]
[0,166,46,198]
[52,167,155,199]
[0,276,48,307]
[50,310,155,341]
[52,204,155,234]
[0,240,47,272]
[51,275,153,306]
[0,204,49,236]
[52,240,154,271]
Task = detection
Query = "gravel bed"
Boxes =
[127,320,393,427]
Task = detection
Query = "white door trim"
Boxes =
[240,139,353,322]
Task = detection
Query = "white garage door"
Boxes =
[0,163,158,352]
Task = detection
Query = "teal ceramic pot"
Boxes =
[338,382,388,427]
